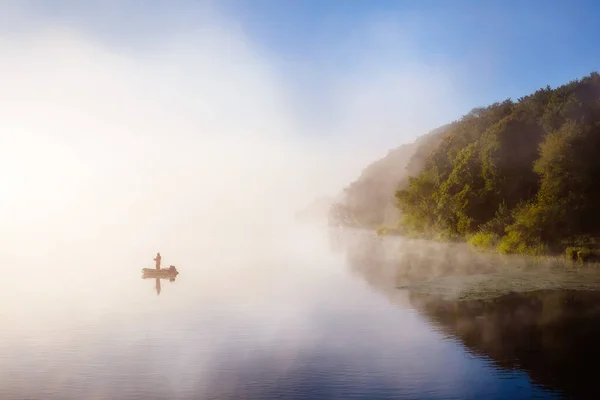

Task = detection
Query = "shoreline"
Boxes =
[335,226,600,302]
[374,226,600,265]
[397,269,600,301]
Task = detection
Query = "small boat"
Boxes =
[142,265,179,277]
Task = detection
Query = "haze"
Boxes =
[5,2,600,399]
[0,0,461,295]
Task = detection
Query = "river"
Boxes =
[2,225,598,399]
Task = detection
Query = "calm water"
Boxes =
[2,226,598,399]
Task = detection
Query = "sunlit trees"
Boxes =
[393,72,600,255]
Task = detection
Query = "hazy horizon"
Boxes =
[2,3,600,398]
[0,1,474,265]
[0,2,459,352]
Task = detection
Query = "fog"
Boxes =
[0,2,464,349]
[8,6,597,400]
[0,4,464,257]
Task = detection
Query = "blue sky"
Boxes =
[220,0,599,108]
[4,0,600,142]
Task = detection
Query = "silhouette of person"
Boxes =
[154,252,161,270]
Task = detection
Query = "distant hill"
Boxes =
[332,71,600,257]
[328,125,449,229]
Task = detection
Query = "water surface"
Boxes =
[2,226,597,399]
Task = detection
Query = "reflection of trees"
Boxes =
[336,230,600,399]
[409,290,600,400]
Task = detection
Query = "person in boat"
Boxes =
[154,252,161,270]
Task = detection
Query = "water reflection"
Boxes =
[409,290,600,400]
[0,227,581,399]
[141,275,177,296]
[335,229,600,400]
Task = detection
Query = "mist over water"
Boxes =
[0,1,457,345]
[2,3,595,400]
[0,224,562,400]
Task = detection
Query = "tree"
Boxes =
[392,72,600,255]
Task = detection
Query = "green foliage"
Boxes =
[565,247,586,261]
[376,226,388,236]
[468,232,500,249]
[563,235,597,249]
[576,249,600,263]
[565,247,600,263]
[497,230,548,256]
[328,128,451,229]
[392,72,600,257]
[376,226,402,236]
[479,201,513,236]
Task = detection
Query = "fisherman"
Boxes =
[153,252,161,270]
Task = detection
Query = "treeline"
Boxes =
[397,72,600,256]
[328,125,449,229]
[332,72,600,258]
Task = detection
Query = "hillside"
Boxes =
[333,72,600,257]
[328,125,449,228]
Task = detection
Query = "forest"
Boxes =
[329,72,600,260]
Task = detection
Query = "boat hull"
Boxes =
[141,268,179,277]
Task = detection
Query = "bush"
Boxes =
[376,226,402,236]
[523,242,550,256]
[497,231,548,255]
[564,247,600,262]
[577,248,600,263]
[497,231,523,254]
[376,226,389,236]
[468,232,500,249]
[565,246,585,261]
